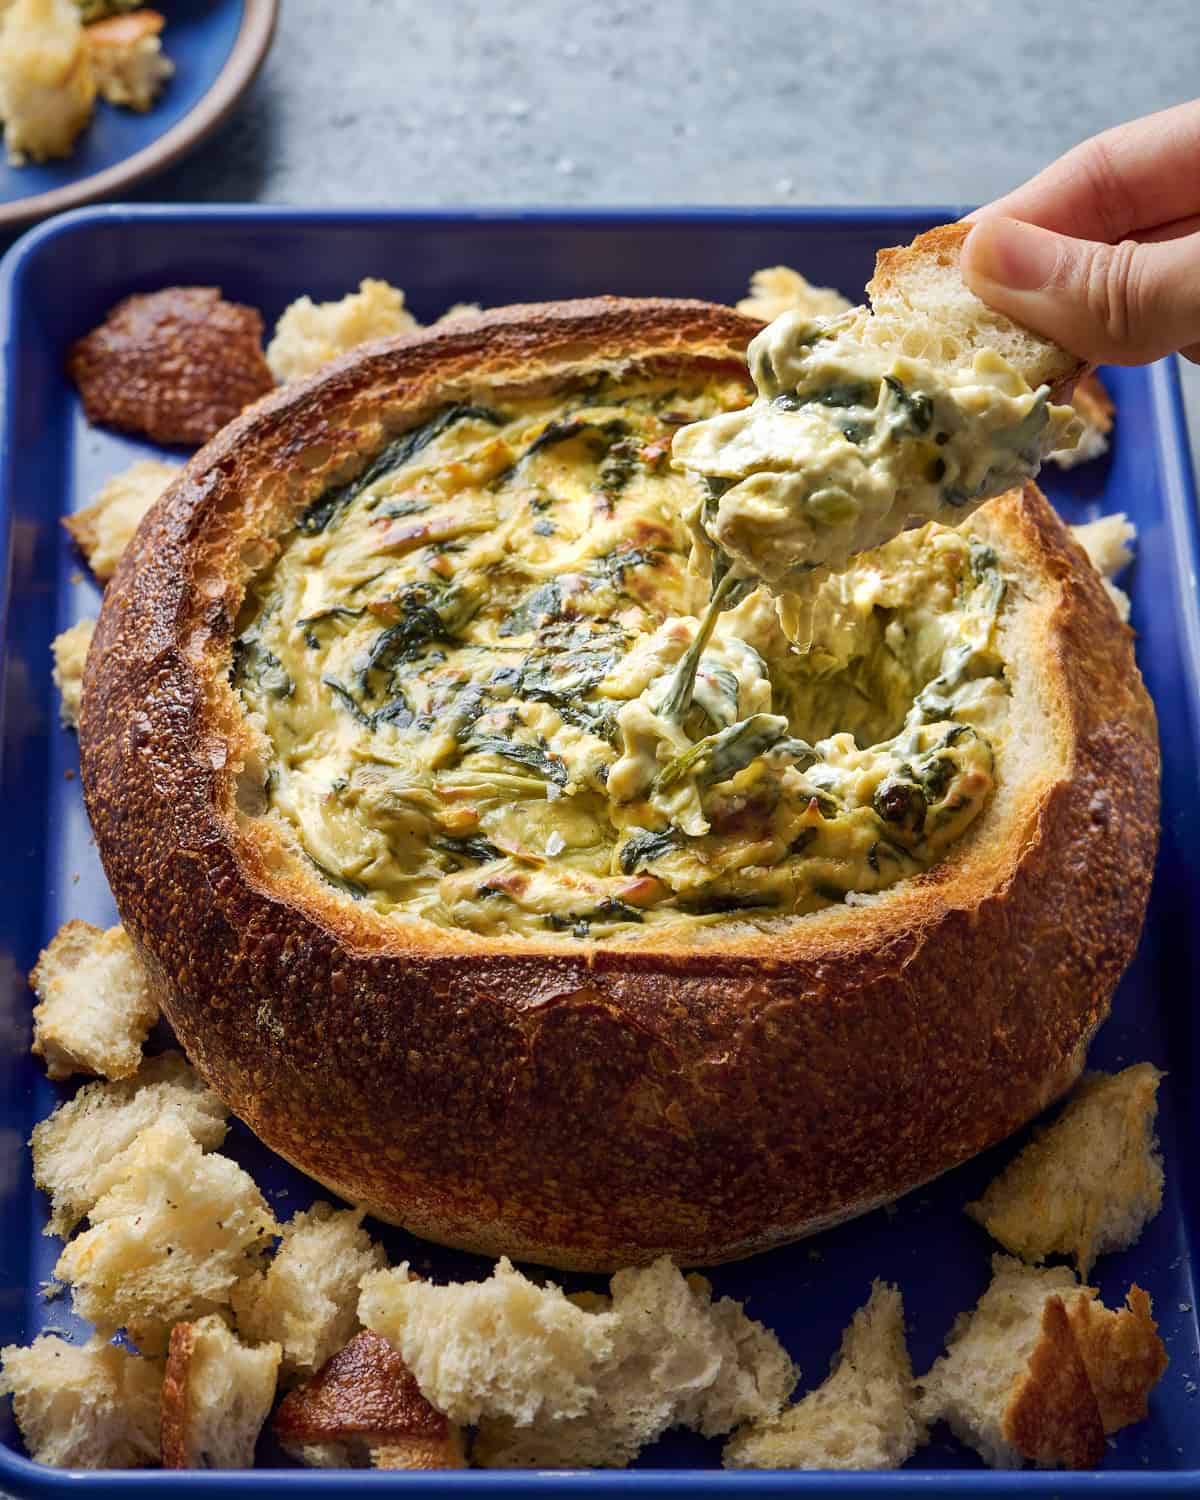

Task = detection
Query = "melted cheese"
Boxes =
[235,376,1011,940]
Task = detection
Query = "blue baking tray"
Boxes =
[0,207,1197,1498]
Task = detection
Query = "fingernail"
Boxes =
[964,216,1061,292]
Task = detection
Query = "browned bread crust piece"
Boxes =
[273,1329,464,1470]
[79,295,1158,1270]
[67,287,274,445]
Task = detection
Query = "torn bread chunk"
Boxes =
[0,0,95,165]
[0,1334,161,1469]
[68,286,274,445]
[30,920,157,1081]
[54,1115,276,1355]
[917,1256,1167,1470]
[161,1315,280,1469]
[84,8,171,110]
[273,1329,465,1470]
[266,279,418,383]
[724,1280,923,1470]
[1051,372,1114,469]
[967,1065,1163,1278]
[64,458,180,581]
[51,617,94,729]
[361,1255,795,1469]
[231,1201,386,1382]
[1070,513,1136,623]
[31,1049,228,1238]
[737,265,853,324]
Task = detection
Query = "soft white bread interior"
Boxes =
[737,265,852,323]
[360,1255,795,1469]
[724,1280,923,1470]
[0,1334,161,1469]
[231,1200,386,1382]
[966,1065,1164,1278]
[51,618,94,729]
[30,919,157,1081]
[917,1256,1167,1470]
[31,1049,228,1238]
[160,1315,280,1469]
[1071,513,1136,621]
[266,279,417,384]
[54,1115,276,1355]
[64,458,179,582]
[866,223,1083,391]
[273,1328,465,1471]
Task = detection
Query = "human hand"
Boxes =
[961,100,1200,366]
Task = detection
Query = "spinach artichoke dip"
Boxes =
[233,318,1071,942]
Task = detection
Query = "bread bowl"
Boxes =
[78,293,1158,1270]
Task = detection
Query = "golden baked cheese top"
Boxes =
[234,373,1010,940]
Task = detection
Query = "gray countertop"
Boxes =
[136,0,1200,465]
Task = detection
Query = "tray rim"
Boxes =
[0,203,1197,1497]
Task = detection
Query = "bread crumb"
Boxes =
[68,287,273,445]
[1050,373,1114,469]
[64,458,179,581]
[51,618,95,729]
[966,1065,1163,1278]
[54,1115,276,1355]
[0,0,95,165]
[273,1328,465,1470]
[161,1315,280,1469]
[32,1049,227,1237]
[30,920,157,1081]
[1070,513,1136,622]
[724,1281,923,1469]
[267,279,418,383]
[231,1201,385,1382]
[736,266,852,324]
[85,7,171,111]
[360,1255,795,1469]
[0,1334,161,1468]
[917,1256,1167,1470]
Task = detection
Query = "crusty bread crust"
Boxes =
[79,296,1158,1270]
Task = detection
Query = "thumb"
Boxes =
[961,215,1200,367]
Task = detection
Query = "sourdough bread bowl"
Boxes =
[79,296,1159,1270]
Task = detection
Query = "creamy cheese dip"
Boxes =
[234,374,1011,940]
[673,308,1080,603]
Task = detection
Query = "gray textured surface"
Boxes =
[134,0,1200,466]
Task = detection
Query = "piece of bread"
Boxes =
[80,289,1156,1270]
[273,1328,465,1470]
[84,8,171,111]
[160,1314,280,1469]
[866,223,1084,394]
[29,919,157,1081]
[64,458,180,582]
[266,279,419,384]
[1071,513,1136,623]
[1051,372,1114,469]
[361,1255,795,1469]
[0,0,95,165]
[230,1200,386,1381]
[0,1334,161,1468]
[736,265,852,324]
[54,1115,276,1354]
[51,617,94,728]
[67,287,274,445]
[31,1048,228,1238]
[917,1255,1167,1470]
[966,1064,1163,1278]
[724,1281,923,1470]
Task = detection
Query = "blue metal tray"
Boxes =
[0,206,1197,1498]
